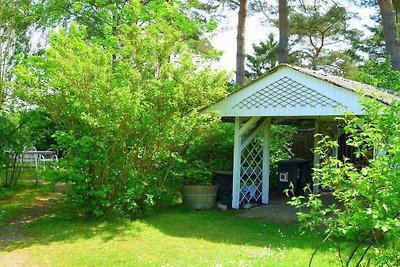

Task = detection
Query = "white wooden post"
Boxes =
[232,117,242,209]
[313,120,320,193]
[262,117,271,204]
[332,132,340,159]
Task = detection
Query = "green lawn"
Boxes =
[0,183,341,267]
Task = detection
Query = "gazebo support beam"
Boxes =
[241,118,265,151]
[262,118,271,204]
[332,132,340,159]
[313,120,320,193]
[232,117,243,209]
[238,116,261,136]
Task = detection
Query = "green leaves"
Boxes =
[15,2,228,217]
[356,59,400,92]
[0,0,35,109]
[71,1,82,12]
[290,98,400,266]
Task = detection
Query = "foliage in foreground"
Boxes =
[290,98,400,266]
[15,1,227,217]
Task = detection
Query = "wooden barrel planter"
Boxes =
[181,185,218,209]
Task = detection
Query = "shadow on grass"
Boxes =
[9,206,140,248]
[3,201,333,254]
[143,205,328,250]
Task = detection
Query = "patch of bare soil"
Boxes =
[0,183,68,252]
[238,197,299,225]
[238,192,338,225]
[0,253,36,267]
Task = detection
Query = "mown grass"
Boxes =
[0,189,344,267]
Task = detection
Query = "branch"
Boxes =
[61,4,107,38]
[0,119,27,150]
[297,0,308,13]
[309,231,332,267]
[334,237,345,267]
[347,212,400,266]
[228,0,240,7]
[355,241,373,267]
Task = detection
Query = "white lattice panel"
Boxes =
[239,138,263,204]
[233,76,343,109]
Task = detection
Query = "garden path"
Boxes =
[0,183,67,266]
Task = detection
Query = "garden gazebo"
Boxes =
[203,64,399,209]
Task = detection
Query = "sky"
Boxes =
[211,4,376,73]
[211,11,275,72]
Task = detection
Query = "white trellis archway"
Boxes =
[203,64,399,209]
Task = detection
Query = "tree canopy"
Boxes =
[14,1,227,216]
[0,0,33,108]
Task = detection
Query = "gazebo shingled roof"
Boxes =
[287,64,400,105]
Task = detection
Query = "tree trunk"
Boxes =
[236,0,248,86]
[378,0,400,71]
[279,0,289,64]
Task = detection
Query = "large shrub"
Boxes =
[290,97,400,266]
[15,1,227,216]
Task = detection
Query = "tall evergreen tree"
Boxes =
[206,0,267,85]
[288,1,361,74]
[236,0,248,85]
[246,33,279,79]
[377,0,400,70]
[278,0,289,63]
[352,0,400,70]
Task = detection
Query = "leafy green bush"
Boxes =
[181,160,213,186]
[0,187,13,198]
[269,125,296,188]
[184,122,234,172]
[0,114,22,188]
[289,98,400,266]
[15,2,227,217]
